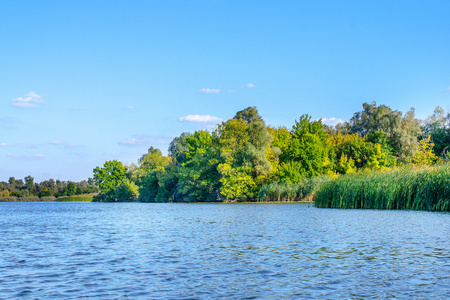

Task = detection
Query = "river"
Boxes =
[0,202,448,299]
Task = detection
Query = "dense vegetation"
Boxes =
[315,165,450,211]
[0,176,98,201]
[92,103,449,209]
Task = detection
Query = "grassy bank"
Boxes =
[314,164,450,211]
[55,194,96,202]
[0,196,56,202]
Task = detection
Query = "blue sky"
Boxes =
[1,0,449,182]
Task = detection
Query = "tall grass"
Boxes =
[258,176,331,202]
[56,194,95,202]
[0,196,55,202]
[314,164,450,211]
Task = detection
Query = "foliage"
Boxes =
[93,160,126,193]
[349,102,421,162]
[421,106,450,158]
[113,179,139,202]
[138,147,171,174]
[278,115,331,180]
[218,164,255,200]
[87,103,446,205]
[411,136,440,165]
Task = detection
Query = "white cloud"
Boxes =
[199,88,220,94]
[7,153,46,160]
[179,115,223,124]
[0,143,12,147]
[118,134,176,147]
[321,117,345,127]
[246,83,255,88]
[12,92,46,108]
[126,105,134,109]
[118,138,167,147]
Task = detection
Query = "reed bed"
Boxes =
[0,196,54,202]
[314,164,450,211]
[258,176,330,202]
[56,195,94,202]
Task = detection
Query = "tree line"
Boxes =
[92,102,449,202]
[0,176,98,198]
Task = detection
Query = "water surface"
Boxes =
[0,202,449,299]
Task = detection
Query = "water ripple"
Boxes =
[0,202,449,299]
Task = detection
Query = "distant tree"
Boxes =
[64,182,77,196]
[24,175,36,194]
[38,188,52,197]
[234,106,262,124]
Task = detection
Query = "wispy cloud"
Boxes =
[135,134,176,139]
[179,115,223,124]
[126,105,134,109]
[321,117,345,127]
[199,88,220,94]
[48,141,78,148]
[0,142,12,147]
[7,153,46,160]
[12,92,46,108]
[246,83,255,88]
[118,138,148,146]
[118,138,168,147]
[118,134,174,147]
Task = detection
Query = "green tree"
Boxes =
[138,146,171,175]
[411,136,440,165]
[24,175,36,194]
[64,181,77,196]
[176,130,220,201]
[421,106,450,158]
[93,160,126,194]
[113,179,139,201]
[168,132,191,165]
[349,102,421,162]
[280,115,331,179]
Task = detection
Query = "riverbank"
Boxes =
[0,194,96,202]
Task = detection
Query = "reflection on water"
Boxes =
[0,202,449,299]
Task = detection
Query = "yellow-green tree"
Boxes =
[411,136,440,165]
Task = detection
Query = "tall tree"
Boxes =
[168,132,191,165]
[349,102,421,162]
[278,115,331,180]
[421,106,450,158]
